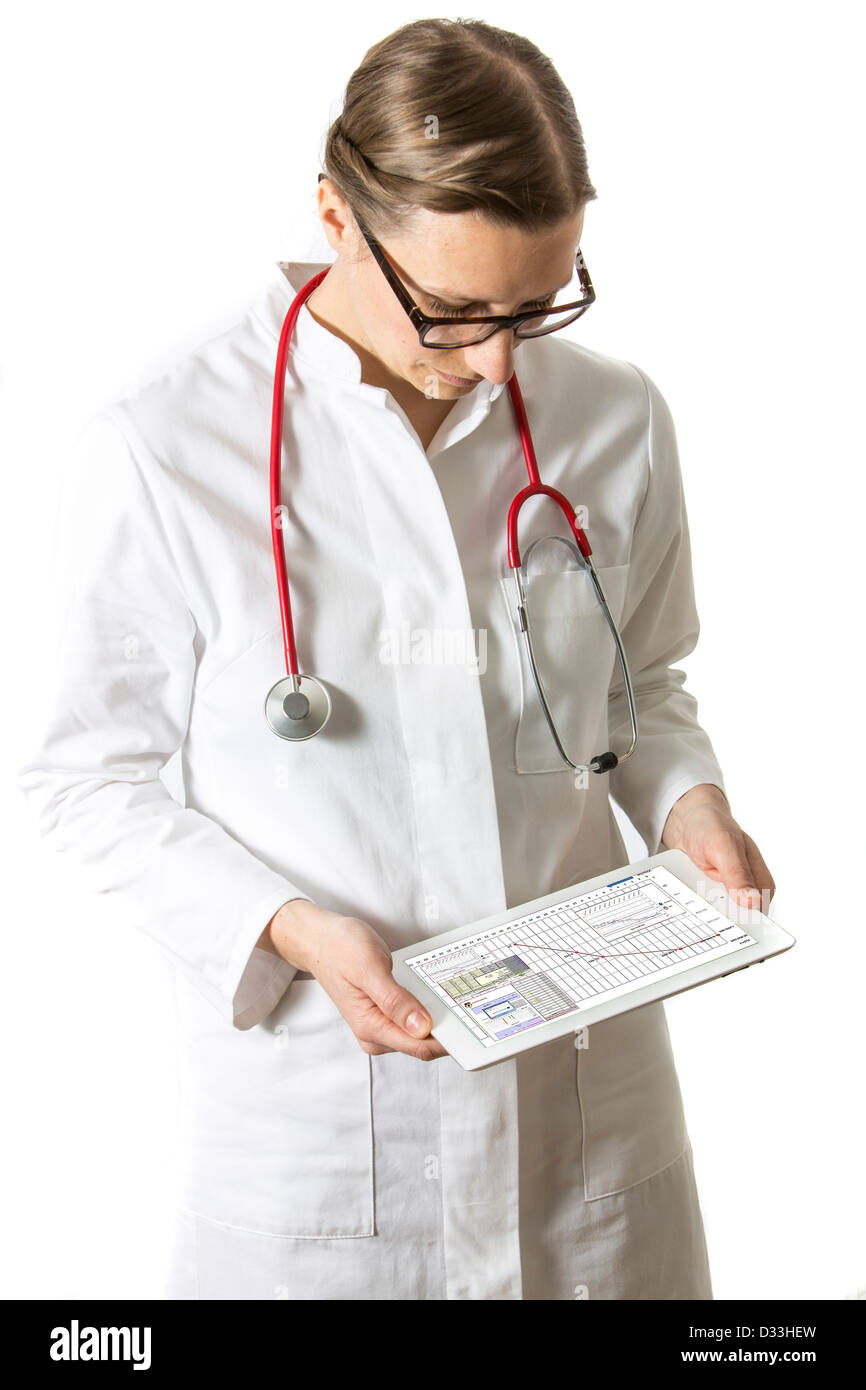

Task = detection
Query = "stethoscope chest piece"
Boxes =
[265,674,332,741]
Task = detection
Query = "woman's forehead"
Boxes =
[391,207,585,304]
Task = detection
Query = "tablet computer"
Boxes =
[391,848,795,1071]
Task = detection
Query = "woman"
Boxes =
[19,17,774,1300]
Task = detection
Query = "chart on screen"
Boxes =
[404,865,758,1047]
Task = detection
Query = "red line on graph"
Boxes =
[511,933,724,959]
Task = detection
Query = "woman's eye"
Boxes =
[427,297,555,318]
[428,299,471,318]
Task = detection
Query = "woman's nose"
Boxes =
[462,328,518,385]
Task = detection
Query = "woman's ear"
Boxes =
[316,179,366,262]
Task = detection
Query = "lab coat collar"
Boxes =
[251,261,507,452]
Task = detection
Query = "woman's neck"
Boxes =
[304,269,456,454]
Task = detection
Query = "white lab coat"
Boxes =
[18,260,728,1300]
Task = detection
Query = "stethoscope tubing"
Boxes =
[268,268,638,769]
[269,267,330,683]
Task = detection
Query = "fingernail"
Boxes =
[407,1010,430,1037]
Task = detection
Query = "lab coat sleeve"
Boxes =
[606,365,727,855]
[16,412,308,1031]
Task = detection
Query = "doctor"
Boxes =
[18,16,775,1300]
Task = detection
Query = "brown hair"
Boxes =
[319,18,598,239]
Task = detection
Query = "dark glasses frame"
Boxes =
[353,212,596,348]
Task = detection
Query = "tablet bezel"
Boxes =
[391,847,795,1071]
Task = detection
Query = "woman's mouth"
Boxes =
[433,367,483,387]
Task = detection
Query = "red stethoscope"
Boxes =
[265,269,638,774]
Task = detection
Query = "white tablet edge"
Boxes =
[391,847,795,1071]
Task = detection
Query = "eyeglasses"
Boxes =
[354,215,595,349]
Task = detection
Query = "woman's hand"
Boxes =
[661,783,776,912]
[260,900,448,1061]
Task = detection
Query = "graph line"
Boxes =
[510,933,725,960]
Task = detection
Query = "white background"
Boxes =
[1,0,863,1301]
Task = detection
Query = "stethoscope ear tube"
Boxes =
[584,556,638,766]
[512,554,637,774]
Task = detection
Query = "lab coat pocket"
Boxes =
[175,975,375,1238]
[499,564,630,774]
[576,1001,689,1201]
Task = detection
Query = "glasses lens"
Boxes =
[516,256,593,337]
[514,304,589,339]
[421,320,502,348]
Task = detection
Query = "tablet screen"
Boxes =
[404,865,758,1048]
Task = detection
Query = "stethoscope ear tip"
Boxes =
[265,674,332,740]
[590,751,619,774]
